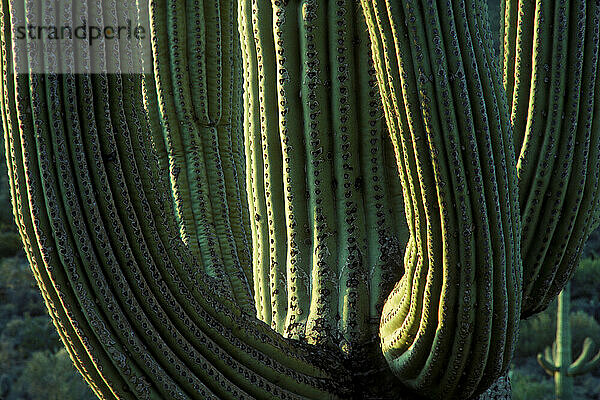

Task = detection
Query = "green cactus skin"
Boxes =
[537,283,600,400]
[240,0,407,358]
[503,0,600,317]
[362,0,600,397]
[0,0,352,398]
[0,0,598,399]
[362,1,522,398]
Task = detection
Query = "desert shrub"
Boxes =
[583,227,600,259]
[7,349,95,400]
[0,257,46,327]
[0,232,22,258]
[511,367,554,400]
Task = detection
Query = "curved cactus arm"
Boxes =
[0,0,351,398]
[503,0,600,317]
[570,351,600,376]
[568,338,600,376]
[361,1,521,398]
[537,351,559,376]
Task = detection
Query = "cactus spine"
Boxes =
[537,282,600,400]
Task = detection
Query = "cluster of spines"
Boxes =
[0,0,352,398]
[240,0,407,358]
[362,1,522,398]
[503,0,600,317]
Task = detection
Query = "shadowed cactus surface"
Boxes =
[0,0,599,399]
[362,1,521,398]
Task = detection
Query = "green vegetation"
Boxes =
[513,258,600,399]
[0,255,95,399]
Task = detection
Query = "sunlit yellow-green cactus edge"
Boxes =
[1,0,599,398]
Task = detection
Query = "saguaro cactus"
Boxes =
[362,0,600,398]
[0,0,348,398]
[537,283,600,400]
[1,0,600,399]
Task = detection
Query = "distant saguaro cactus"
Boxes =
[537,283,600,400]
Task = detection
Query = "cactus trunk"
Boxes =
[240,0,407,350]
[1,0,600,399]
[555,284,575,400]
[362,1,521,398]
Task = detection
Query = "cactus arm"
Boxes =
[569,350,600,376]
[362,1,521,398]
[530,5,590,302]
[568,338,600,375]
[537,351,559,376]
[502,0,600,316]
[518,0,576,310]
[365,1,461,391]
[534,3,600,311]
